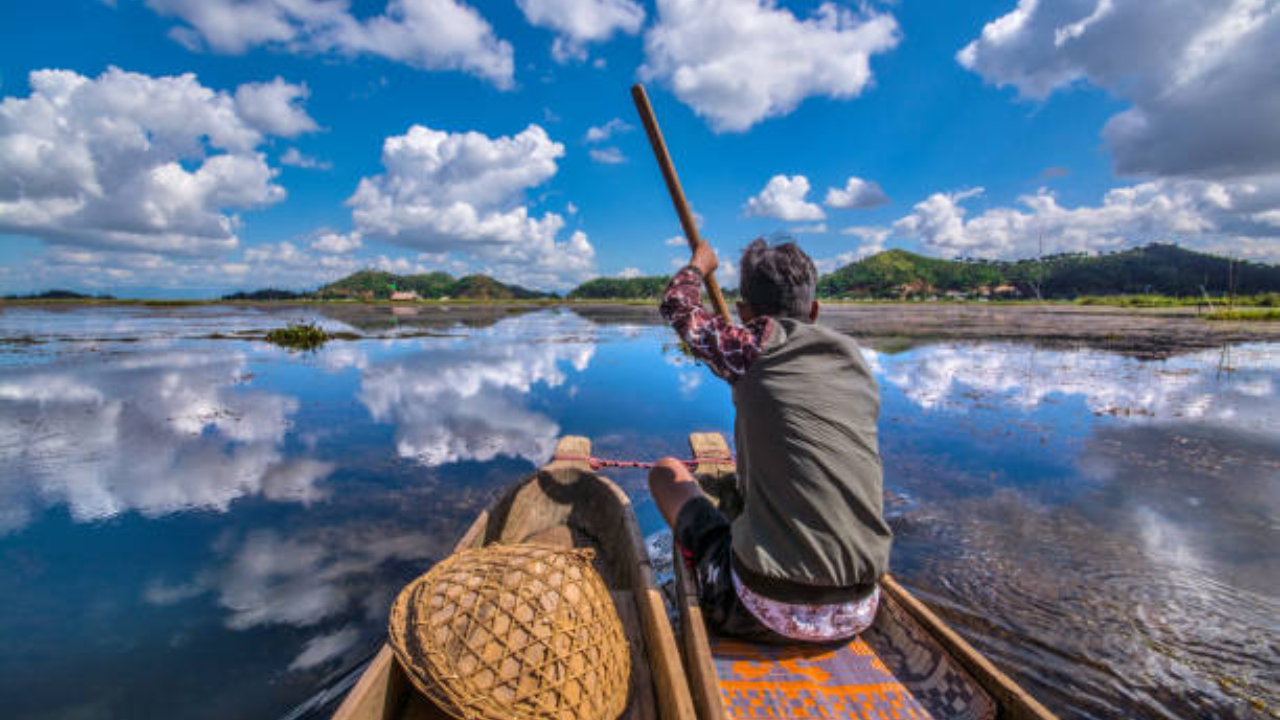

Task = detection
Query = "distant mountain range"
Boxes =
[569,243,1280,300]
[220,270,553,301]
[15,242,1272,302]
[567,276,671,300]
[3,289,115,300]
[817,243,1280,299]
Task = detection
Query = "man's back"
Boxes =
[649,238,892,643]
[732,318,891,603]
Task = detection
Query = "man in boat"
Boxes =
[650,238,891,643]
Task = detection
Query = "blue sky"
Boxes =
[1,0,1278,296]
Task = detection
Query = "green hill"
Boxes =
[4,289,116,300]
[317,270,549,300]
[818,244,1280,299]
[568,276,670,300]
[818,249,1004,297]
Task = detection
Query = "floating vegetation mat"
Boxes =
[264,321,337,351]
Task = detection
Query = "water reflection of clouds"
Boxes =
[869,343,1280,437]
[148,526,444,671]
[0,350,332,533]
[352,314,597,467]
[663,353,703,398]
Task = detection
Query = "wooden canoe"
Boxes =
[331,436,697,720]
[676,432,1060,720]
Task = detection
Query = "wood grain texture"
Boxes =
[333,436,698,720]
[689,433,734,479]
[880,575,1060,720]
[614,590,658,720]
[674,554,728,720]
[330,646,407,720]
[631,83,732,323]
[546,435,592,471]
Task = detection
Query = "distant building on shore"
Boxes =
[390,290,421,302]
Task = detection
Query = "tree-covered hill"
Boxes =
[817,249,1005,297]
[117,242,1280,303]
[568,276,671,300]
[221,288,305,301]
[819,244,1280,299]
[3,289,116,300]
[315,270,550,300]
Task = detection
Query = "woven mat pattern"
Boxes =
[389,543,631,720]
[708,597,996,720]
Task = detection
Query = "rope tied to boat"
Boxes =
[552,453,734,471]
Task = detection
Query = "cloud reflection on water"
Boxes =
[0,350,333,533]
[868,343,1279,437]
[146,525,448,673]
[353,313,597,467]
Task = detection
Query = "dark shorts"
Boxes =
[674,495,789,643]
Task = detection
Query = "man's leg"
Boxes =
[650,459,785,643]
[648,457,705,529]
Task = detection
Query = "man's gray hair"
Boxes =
[739,238,817,319]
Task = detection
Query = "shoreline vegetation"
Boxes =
[4,243,1279,319]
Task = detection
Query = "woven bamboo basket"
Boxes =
[389,543,631,720]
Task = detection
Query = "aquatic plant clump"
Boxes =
[265,321,333,351]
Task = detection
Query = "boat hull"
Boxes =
[331,436,696,720]
[675,432,1058,720]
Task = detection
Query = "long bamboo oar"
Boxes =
[631,83,734,323]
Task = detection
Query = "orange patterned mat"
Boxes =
[709,598,996,720]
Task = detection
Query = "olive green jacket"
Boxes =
[730,318,892,603]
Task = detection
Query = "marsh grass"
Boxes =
[1204,309,1280,322]
[265,321,334,351]
[1076,293,1280,308]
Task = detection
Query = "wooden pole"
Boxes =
[631,83,734,323]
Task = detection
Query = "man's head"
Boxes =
[738,238,819,322]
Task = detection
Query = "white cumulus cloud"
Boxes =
[146,0,515,88]
[815,251,857,275]
[816,228,890,274]
[584,117,632,143]
[842,225,891,243]
[825,176,889,209]
[310,231,363,254]
[347,123,596,290]
[234,78,318,137]
[958,0,1280,180]
[589,146,626,164]
[516,0,645,63]
[891,181,1280,261]
[0,67,303,255]
[280,147,331,170]
[745,175,825,221]
[641,0,900,132]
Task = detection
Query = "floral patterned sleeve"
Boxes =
[660,266,773,383]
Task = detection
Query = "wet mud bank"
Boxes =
[8,300,1277,359]
[573,302,1280,359]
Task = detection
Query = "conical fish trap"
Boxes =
[389,543,631,720]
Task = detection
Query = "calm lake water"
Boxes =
[1,305,1276,720]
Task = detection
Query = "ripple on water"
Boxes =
[1,309,1278,720]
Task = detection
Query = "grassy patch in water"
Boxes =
[1077,293,1280,308]
[1204,308,1280,322]
[265,321,334,350]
